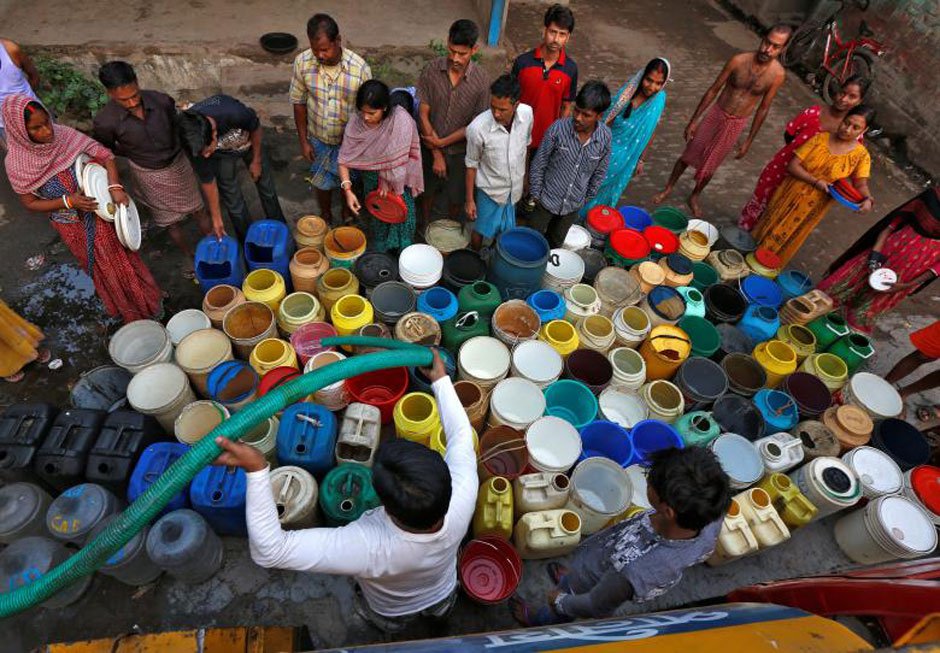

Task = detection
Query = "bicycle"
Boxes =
[782,0,887,105]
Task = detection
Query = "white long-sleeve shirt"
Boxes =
[245,376,478,617]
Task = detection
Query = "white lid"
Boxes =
[512,340,562,382]
[491,377,546,425]
[623,464,652,509]
[459,337,510,378]
[847,446,903,494]
[868,268,897,291]
[526,416,581,469]
[877,495,938,553]
[849,372,903,418]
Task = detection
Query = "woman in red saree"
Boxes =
[2,93,162,324]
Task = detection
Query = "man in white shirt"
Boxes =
[213,350,478,632]
[464,74,533,249]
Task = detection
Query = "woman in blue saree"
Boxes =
[581,58,670,216]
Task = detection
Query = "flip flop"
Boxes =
[508,595,534,627]
[3,372,24,383]
[36,349,52,365]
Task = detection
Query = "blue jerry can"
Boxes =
[277,403,337,478]
[244,219,293,284]
[195,235,245,291]
[127,442,191,517]
[190,465,247,536]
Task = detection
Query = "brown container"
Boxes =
[222,301,278,360]
[394,312,442,346]
[792,419,841,460]
[202,284,245,329]
[492,300,539,347]
[294,215,328,250]
[479,425,528,481]
[821,404,873,453]
[455,379,489,432]
[316,268,359,313]
[289,247,330,293]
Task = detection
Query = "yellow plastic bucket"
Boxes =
[430,423,480,457]
[753,339,797,388]
[800,352,849,392]
[538,319,579,357]
[316,268,359,313]
[249,337,298,375]
[243,269,286,312]
[277,292,324,336]
[638,325,691,381]
[331,294,374,351]
[776,324,817,364]
[393,392,440,445]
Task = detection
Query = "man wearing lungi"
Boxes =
[653,24,790,218]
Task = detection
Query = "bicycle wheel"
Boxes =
[782,21,824,68]
[822,49,875,105]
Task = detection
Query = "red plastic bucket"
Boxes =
[258,366,301,397]
[459,536,522,604]
[909,465,940,519]
[346,367,409,424]
[586,205,623,235]
[290,322,337,367]
[642,225,679,255]
[609,228,650,261]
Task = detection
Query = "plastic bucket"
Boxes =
[166,310,212,347]
[331,295,374,344]
[316,268,359,314]
[739,275,783,309]
[294,214,328,249]
[598,387,648,428]
[871,419,930,471]
[527,289,566,323]
[712,393,765,441]
[174,328,234,397]
[579,420,634,466]
[526,416,582,472]
[392,392,439,445]
[638,325,691,380]
[594,267,642,318]
[608,228,650,266]
[369,281,417,326]
[489,377,547,430]
[207,360,259,413]
[277,292,323,336]
[753,340,797,388]
[578,315,616,353]
[459,536,522,604]
[782,372,831,419]
[458,336,511,391]
[674,356,728,410]
[243,268,286,311]
[127,363,196,433]
[577,248,608,285]
[640,380,685,423]
[710,433,764,489]
[631,419,683,464]
[289,321,337,367]
[777,270,813,300]
[801,353,848,392]
[835,495,938,564]
[843,372,904,420]
[777,324,817,363]
[488,227,550,300]
[223,301,277,360]
[479,425,528,480]
[566,457,632,534]
[651,207,689,234]
[346,367,409,425]
[752,388,799,433]
[720,353,766,397]
[109,320,173,375]
[565,349,614,394]
[454,379,489,432]
[641,286,686,327]
[70,365,132,411]
[690,262,720,293]
[249,338,298,376]
[289,247,330,293]
[539,319,580,357]
[323,226,367,268]
[714,324,754,362]
[395,312,442,346]
[618,205,652,231]
[492,300,540,347]
[174,400,230,445]
[608,347,646,391]
[613,306,651,349]
[511,340,563,389]
[631,260,666,293]
[678,316,720,359]
[544,379,598,428]
[416,287,459,322]
[543,248,585,291]
[704,284,747,324]
[354,250,399,296]
[305,350,350,411]
[202,284,245,329]
[842,446,904,498]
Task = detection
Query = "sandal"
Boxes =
[3,372,24,383]
[546,561,568,585]
[508,595,533,627]
[36,349,52,365]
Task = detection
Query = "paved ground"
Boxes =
[0,0,937,649]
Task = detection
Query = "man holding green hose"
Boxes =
[214,349,478,632]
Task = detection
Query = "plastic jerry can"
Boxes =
[33,408,106,492]
[735,487,790,548]
[757,473,818,529]
[0,482,53,544]
[277,403,337,478]
[319,463,380,526]
[244,219,294,282]
[269,466,318,529]
[45,482,122,546]
[190,465,248,536]
[85,410,166,494]
[706,498,759,566]
[513,509,582,559]
[473,476,514,539]
[675,411,720,447]
[146,509,224,584]
[0,536,92,608]
[754,432,805,474]
[195,234,245,291]
[88,514,162,586]
[512,472,571,513]
[336,403,382,467]
[128,442,192,518]
[0,402,57,484]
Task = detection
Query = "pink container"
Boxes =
[290,322,337,366]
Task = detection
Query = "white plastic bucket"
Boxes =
[789,457,861,521]
[842,372,904,420]
[174,400,230,445]
[304,350,349,411]
[165,309,212,347]
[565,457,632,535]
[841,446,904,499]
[489,377,546,430]
[563,224,592,251]
[612,306,651,349]
[174,328,234,398]
[686,219,720,246]
[608,347,646,390]
[542,248,585,292]
[624,464,652,510]
[458,336,511,391]
[598,387,648,428]
[526,416,582,473]
[640,380,685,423]
[710,434,764,489]
[127,363,196,433]
[109,319,173,374]
[511,340,563,388]
[834,495,938,564]
[241,416,279,464]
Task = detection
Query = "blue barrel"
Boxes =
[527,289,566,322]
[128,443,191,517]
[630,419,683,465]
[416,287,459,322]
[276,403,337,478]
[244,219,294,283]
[738,305,781,344]
[190,465,248,536]
[618,205,652,231]
[194,235,245,291]
[579,421,635,466]
[739,275,783,309]
[776,269,813,301]
[753,389,799,432]
[409,347,456,394]
[487,227,550,300]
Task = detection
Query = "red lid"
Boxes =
[586,205,623,234]
[911,465,940,516]
[609,228,650,260]
[642,225,679,254]
[365,190,408,224]
[754,248,782,270]
[258,366,302,397]
[459,536,522,604]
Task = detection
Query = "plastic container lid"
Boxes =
[848,372,904,419]
[526,416,582,470]
[512,340,563,384]
[490,377,546,426]
[664,253,693,275]
[609,229,650,260]
[711,433,764,485]
[364,191,407,224]
[876,495,938,553]
[753,248,781,269]
[847,446,903,495]
[586,205,623,234]
[909,465,940,515]
[868,268,897,291]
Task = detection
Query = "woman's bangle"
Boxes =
[62,194,72,210]
[339,180,352,190]
[107,183,124,191]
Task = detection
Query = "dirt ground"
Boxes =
[0,0,936,649]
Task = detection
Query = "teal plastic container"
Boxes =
[677,287,706,318]
[651,207,689,234]
[690,262,719,293]
[675,411,721,447]
[543,380,598,429]
[677,316,721,359]
[738,305,780,344]
[319,463,380,526]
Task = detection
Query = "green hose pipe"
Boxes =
[0,336,432,617]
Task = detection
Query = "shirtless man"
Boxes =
[653,24,791,217]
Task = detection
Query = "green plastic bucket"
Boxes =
[651,207,689,234]
[678,315,721,359]
[691,262,719,292]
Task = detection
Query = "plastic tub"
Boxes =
[712,393,765,441]
[459,536,522,604]
[871,419,931,471]
[126,363,196,433]
[710,433,764,489]
[565,457,632,534]
[173,400,229,445]
[598,387,648,428]
[579,420,634,466]
[479,425,528,480]
[174,328,233,397]
[458,336,511,391]
[565,349,614,394]
[166,310,212,347]
[631,419,683,464]
[619,205,652,231]
[289,321,337,367]
[223,301,278,360]
[544,379,598,429]
[721,353,766,397]
[678,315,721,358]
[109,320,173,375]
[346,367,409,425]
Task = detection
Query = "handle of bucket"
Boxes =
[649,333,691,346]
[773,397,797,417]
[549,252,560,267]
[456,311,480,330]
[479,438,528,466]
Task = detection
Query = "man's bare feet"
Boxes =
[651,188,672,205]
[687,193,703,218]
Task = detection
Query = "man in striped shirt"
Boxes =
[528,81,612,248]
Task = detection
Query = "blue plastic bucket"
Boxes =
[487,227,551,300]
[739,275,784,309]
[579,420,635,466]
[630,419,684,465]
[207,360,259,411]
[738,305,781,344]
[527,289,566,323]
[776,269,813,300]
[753,388,799,432]
[544,380,598,429]
[619,205,652,231]
[417,287,459,322]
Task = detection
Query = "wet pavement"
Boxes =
[0,0,937,649]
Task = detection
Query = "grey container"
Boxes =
[45,483,122,546]
[87,514,162,586]
[0,482,53,544]
[0,536,92,608]
[146,509,223,584]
